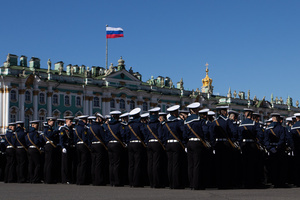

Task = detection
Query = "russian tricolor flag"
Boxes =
[106,27,124,39]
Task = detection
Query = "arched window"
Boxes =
[25,91,31,102]
[120,99,125,110]
[52,94,59,105]
[110,99,115,108]
[130,100,135,110]
[94,97,100,107]
[76,96,81,107]
[143,102,148,111]
[10,90,17,101]
[39,93,45,104]
[65,95,70,106]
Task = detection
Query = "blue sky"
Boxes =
[1,0,299,104]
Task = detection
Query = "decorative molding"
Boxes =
[47,92,53,97]
[121,94,126,98]
[33,90,39,96]
[137,101,143,105]
[19,89,26,94]
[131,96,136,100]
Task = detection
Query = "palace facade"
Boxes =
[0,53,298,133]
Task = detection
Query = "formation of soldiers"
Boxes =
[1,102,300,190]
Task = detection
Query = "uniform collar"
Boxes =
[184,114,200,124]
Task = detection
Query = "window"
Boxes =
[120,99,125,110]
[39,93,45,104]
[94,97,100,107]
[76,96,81,107]
[53,94,59,105]
[65,95,70,106]
[110,99,115,108]
[10,90,17,101]
[25,91,31,102]
[10,114,16,122]
[130,100,135,110]
[142,102,148,111]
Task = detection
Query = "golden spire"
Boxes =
[202,62,212,87]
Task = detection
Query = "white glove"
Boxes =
[213,150,216,155]
[185,148,187,153]
[62,148,67,153]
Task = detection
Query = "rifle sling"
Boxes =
[90,126,108,150]
[165,123,185,149]
[128,125,146,148]
[107,124,126,148]
[146,125,165,150]
[186,123,208,148]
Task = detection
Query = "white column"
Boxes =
[19,89,25,121]
[0,88,3,133]
[125,98,130,112]
[47,86,53,117]
[89,97,93,115]
[33,90,38,120]
[3,86,10,130]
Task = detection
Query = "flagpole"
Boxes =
[106,24,108,70]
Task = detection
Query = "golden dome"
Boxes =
[202,63,212,87]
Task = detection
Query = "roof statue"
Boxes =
[47,59,51,73]
[201,63,213,93]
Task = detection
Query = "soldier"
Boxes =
[209,106,237,189]
[140,113,149,124]
[183,102,208,190]
[87,116,96,128]
[74,115,91,185]
[290,113,300,186]
[103,110,125,187]
[264,113,288,187]
[228,110,242,188]
[13,121,28,183]
[4,122,17,183]
[43,117,59,184]
[88,113,107,186]
[238,108,263,188]
[120,113,129,125]
[158,112,167,124]
[144,107,165,188]
[162,105,185,189]
[59,116,75,184]
[179,110,189,121]
[26,120,42,183]
[125,108,147,187]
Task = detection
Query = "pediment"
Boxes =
[104,70,141,82]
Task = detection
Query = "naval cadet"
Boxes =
[74,115,91,185]
[0,132,6,181]
[103,110,125,187]
[162,105,185,189]
[209,106,237,189]
[238,108,263,188]
[183,102,208,190]
[13,121,28,183]
[43,117,59,184]
[125,108,147,187]
[88,113,108,186]
[144,107,165,188]
[289,113,300,186]
[141,113,149,124]
[120,112,129,125]
[4,122,17,183]
[158,112,167,124]
[26,120,42,183]
[59,116,76,184]
[264,113,288,187]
